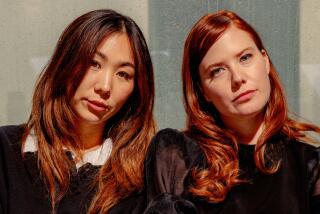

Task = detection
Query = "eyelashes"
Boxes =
[117,71,133,81]
[209,67,225,78]
[90,59,101,70]
[89,59,134,81]
[240,53,253,63]
[207,53,254,80]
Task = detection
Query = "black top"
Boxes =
[0,125,102,213]
[0,125,146,214]
[143,128,320,214]
[2,125,320,214]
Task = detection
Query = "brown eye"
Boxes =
[90,60,101,70]
[117,71,132,80]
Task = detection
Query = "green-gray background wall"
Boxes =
[0,0,319,129]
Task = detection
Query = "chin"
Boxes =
[78,112,109,125]
[236,106,266,118]
[237,98,267,113]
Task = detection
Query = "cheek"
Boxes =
[71,86,82,103]
[114,82,135,104]
[203,83,230,108]
[264,76,271,99]
[255,71,271,108]
[258,67,271,90]
[72,82,86,102]
[74,75,93,94]
[71,74,94,105]
[256,57,270,77]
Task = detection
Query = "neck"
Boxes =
[222,113,265,145]
[76,121,105,150]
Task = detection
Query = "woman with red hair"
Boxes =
[144,10,320,213]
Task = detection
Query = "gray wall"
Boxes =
[149,0,300,129]
[1,0,319,129]
[0,0,148,125]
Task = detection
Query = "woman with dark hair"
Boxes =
[144,10,320,213]
[0,9,155,213]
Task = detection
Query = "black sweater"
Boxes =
[0,125,101,213]
[0,125,152,214]
[2,125,320,213]
[144,128,320,214]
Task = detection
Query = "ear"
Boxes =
[261,49,270,75]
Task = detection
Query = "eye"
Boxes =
[117,71,133,81]
[240,53,252,63]
[209,67,224,78]
[90,60,101,70]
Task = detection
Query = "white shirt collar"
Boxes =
[23,131,112,169]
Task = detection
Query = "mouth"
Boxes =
[87,99,110,112]
[232,90,257,103]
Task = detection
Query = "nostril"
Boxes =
[100,91,110,100]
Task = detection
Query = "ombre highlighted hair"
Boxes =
[182,10,320,203]
[23,9,155,213]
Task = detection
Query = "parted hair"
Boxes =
[23,9,155,213]
[182,10,320,202]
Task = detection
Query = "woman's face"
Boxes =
[199,26,271,122]
[71,33,135,127]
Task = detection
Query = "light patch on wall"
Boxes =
[300,64,320,95]
[30,56,49,74]
[299,64,320,125]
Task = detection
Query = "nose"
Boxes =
[94,69,112,97]
[230,65,246,91]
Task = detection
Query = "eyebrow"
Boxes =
[95,51,135,69]
[118,62,135,69]
[204,47,254,72]
[96,51,107,60]
[235,47,254,58]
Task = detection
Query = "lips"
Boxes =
[87,99,110,112]
[232,90,256,103]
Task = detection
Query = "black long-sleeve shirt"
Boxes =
[144,128,320,214]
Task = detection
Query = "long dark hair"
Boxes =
[24,9,155,212]
[182,10,320,203]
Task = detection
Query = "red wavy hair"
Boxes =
[23,9,155,213]
[182,10,320,202]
